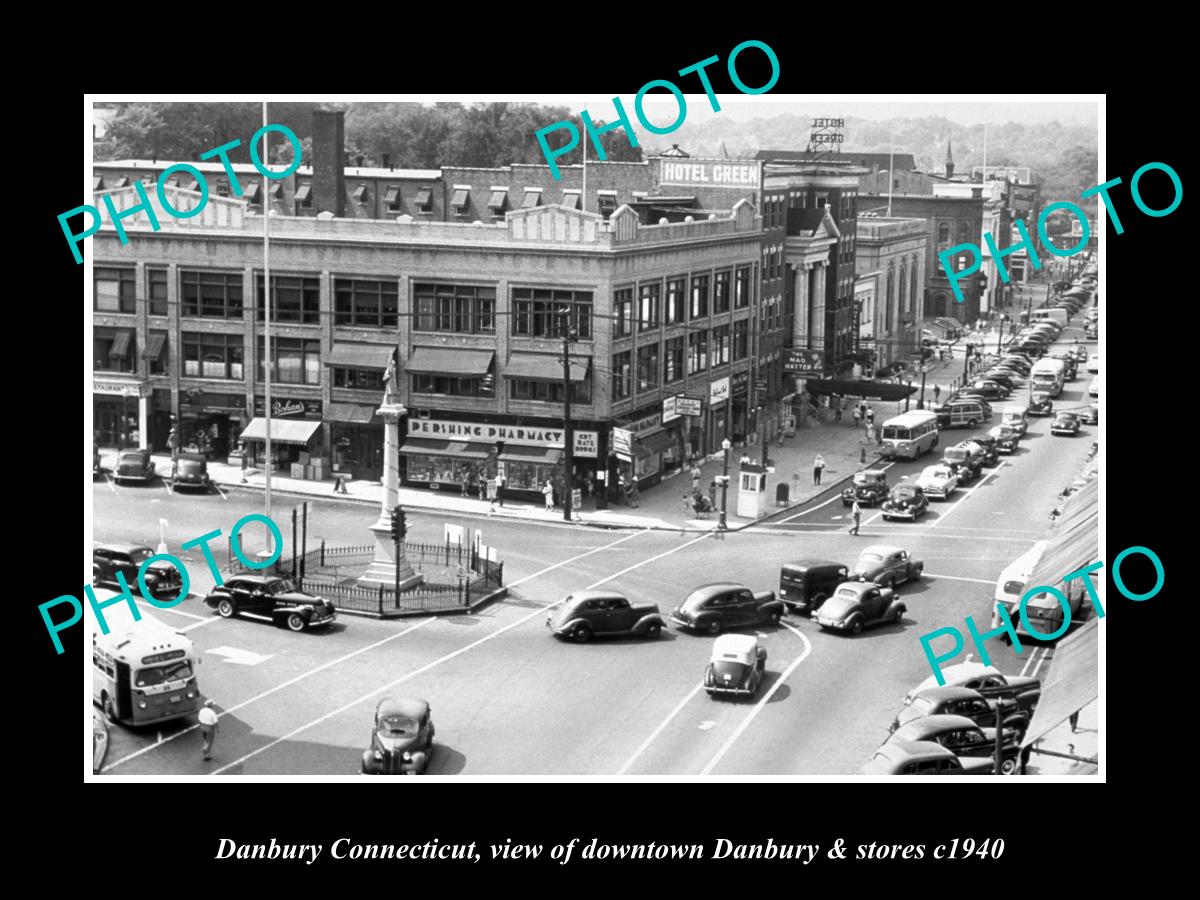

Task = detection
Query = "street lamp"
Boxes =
[917,365,929,410]
[996,314,1008,354]
[718,437,732,531]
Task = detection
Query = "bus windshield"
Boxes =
[883,426,906,440]
[134,661,194,687]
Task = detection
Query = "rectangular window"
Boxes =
[665,277,686,324]
[734,267,751,309]
[713,270,731,314]
[181,270,244,319]
[147,268,168,316]
[687,330,709,375]
[636,344,659,392]
[712,324,731,366]
[257,275,319,325]
[384,186,401,212]
[93,328,137,373]
[334,279,400,328]
[94,267,136,313]
[733,319,749,360]
[183,332,243,380]
[508,376,591,404]
[690,273,709,319]
[411,374,495,397]
[512,288,592,339]
[614,288,633,338]
[664,336,684,384]
[147,330,169,375]
[612,351,632,400]
[638,283,660,333]
[333,367,385,390]
[597,193,617,219]
[257,337,320,385]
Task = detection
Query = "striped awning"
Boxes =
[240,418,321,445]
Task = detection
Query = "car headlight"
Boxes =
[138,701,148,709]
[402,751,413,761]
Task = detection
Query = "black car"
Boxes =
[942,441,985,482]
[982,371,1019,390]
[880,483,930,521]
[1028,392,1054,416]
[203,575,337,631]
[113,449,156,484]
[967,380,1010,401]
[778,560,850,615]
[1050,412,1080,436]
[93,543,185,601]
[1079,405,1098,425]
[171,453,211,491]
[669,583,785,635]
[966,434,1000,466]
[888,714,1022,775]
[889,687,1031,738]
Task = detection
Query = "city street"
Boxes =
[94,326,1097,776]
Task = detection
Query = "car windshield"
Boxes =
[892,486,919,498]
[129,548,154,564]
[944,448,967,461]
[134,661,193,687]
[177,460,203,472]
[267,579,296,594]
[379,715,420,736]
[897,697,933,726]
[859,553,883,564]
[119,453,145,463]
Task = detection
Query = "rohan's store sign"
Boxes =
[409,418,599,457]
[254,397,323,419]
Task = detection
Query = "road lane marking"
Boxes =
[1031,647,1052,678]
[213,483,228,501]
[698,621,813,776]
[1019,646,1043,677]
[103,473,118,494]
[927,463,1005,529]
[178,617,223,633]
[207,530,713,775]
[156,606,207,621]
[923,573,995,585]
[615,683,705,775]
[162,479,173,497]
[765,528,1039,544]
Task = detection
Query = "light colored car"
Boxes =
[1086,357,1099,374]
[851,545,924,589]
[704,634,767,698]
[1088,376,1099,398]
[905,659,1040,714]
[915,464,958,500]
[814,581,906,635]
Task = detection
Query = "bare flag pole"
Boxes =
[887,129,894,218]
[263,100,273,550]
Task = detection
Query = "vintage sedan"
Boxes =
[170,453,212,491]
[942,441,985,483]
[113,449,156,484]
[889,686,1031,738]
[669,583,785,635]
[852,545,924,589]
[915,464,958,500]
[860,740,994,776]
[778,559,849,615]
[704,634,767,698]
[813,581,905,635]
[989,423,1021,453]
[1050,412,1080,436]
[880,483,929,522]
[1028,391,1054,416]
[361,697,434,775]
[1079,405,1099,425]
[203,574,337,632]
[905,659,1041,716]
[93,543,185,601]
[841,468,889,507]
[1088,376,1100,398]
[966,434,1000,466]
[546,590,664,642]
[968,380,1010,401]
[887,714,1022,774]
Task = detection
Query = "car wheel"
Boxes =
[913,564,924,580]
[1000,757,1018,775]
[572,623,592,643]
[286,613,307,632]
[893,606,904,623]
[216,598,236,618]
[644,622,662,639]
[881,576,895,590]
[810,592,828,612]
[968,419,978,428]
[767,609,782,626]
[847,616,864,636]
[706,618,722,636]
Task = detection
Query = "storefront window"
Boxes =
[181,270,243,318]
[405,456,479,487]
[503,460,559,493]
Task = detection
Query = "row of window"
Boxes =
[938,221,973,246]
[611,322,749,400]
[613,268,753,337]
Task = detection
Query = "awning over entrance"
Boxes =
[240,417,321,445]
[638,430,676,455]
[505,353,590,382]
[1021,618,1099,749]
[399,438,491,459]
[1023,479,1097,598]
[803,379,917,401]
[498,445,563,464]
[325,403,380,425]
[325,342,396,370]
[407,347,494,376]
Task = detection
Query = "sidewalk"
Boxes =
[1024,699,1098,776]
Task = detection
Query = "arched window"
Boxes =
[898,261,907,317]
[957,221,970,243]
[885,265,895,333]
[932,292,948,318]
[937,222,950,245]
[910,259,919,316]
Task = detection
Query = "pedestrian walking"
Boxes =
[865,423,875,444]
[834,396,843,422]
[332,474,349,494]
[628,477,640,508]
[849,499,862,535]
[495,470,506,507]
[852,407,862,428]
[198,699,219,761]
[865,405,875,427]
[691,463,702,493]
[933,384,941,403]
[542,479,554,511]
[813,454,826,485]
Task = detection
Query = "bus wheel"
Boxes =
[103,694,116,721]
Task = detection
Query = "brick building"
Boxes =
[853,218,928,371]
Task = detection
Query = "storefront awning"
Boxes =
[505,353,590,382]
[1023,479,1097,597]
[1021,618,1099,749]
[326,402,380,425]
[407,347,494,376]
[240,417,322,445]
[803,379,917,401]
[141,332,166,361]
[638,430,676,455]
[399,438,491,459]
[325,342,396,370]
[498,445,563,464]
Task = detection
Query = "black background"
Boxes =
[25,26,1185,887]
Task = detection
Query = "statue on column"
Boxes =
[381,354,400,408]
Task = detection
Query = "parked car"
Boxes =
[361,697,434,775]
[203,574,337,631]
[841,468,889,507]
[905,660,1041,715]
[1028,391,1054,416]
[852,545,924,589]
[982,370,1020,390]
[968,380,1010,401]
[887,714,1022,774]
[915,464,958,500]
[966,434,1000,466]
[1085,322,1098,339]
[942,441,985,483]
[93,543,185,601]
[93,445,102,475]
[813,581,906,635]
[778,560,849,615]
[170,453,211,491]
[1050,412,1080,436]
[1079,405,1098,425]
[860,740,994,775]
[1086,356,1099,373]
[704,634,768,698]
[989,423,1021,453]
[669,583,785,635]
[113,449,156,484]
[1053,354,1079,381]
[889,686,1031,738]
[880,483,930,522]
[546,590,664,641]
[1088,376,1100,398]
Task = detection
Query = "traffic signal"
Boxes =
[390,505,407,542]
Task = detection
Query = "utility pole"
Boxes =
[559,307,577,523]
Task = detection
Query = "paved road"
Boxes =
[93,327,1097,776]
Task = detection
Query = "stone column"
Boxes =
[812,263,827,353]
[358,401,423,590]
[792,263,811,348]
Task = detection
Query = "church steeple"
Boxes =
[945,135,955,179]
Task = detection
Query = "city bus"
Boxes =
[92,611,202,726]
[880,410,940,460]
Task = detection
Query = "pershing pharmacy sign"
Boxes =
[408,418,598,458]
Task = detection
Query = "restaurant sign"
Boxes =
[93,377,152,399]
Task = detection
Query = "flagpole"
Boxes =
[581,106,587,214]
[887,130,894,218]
[262,100,273,549]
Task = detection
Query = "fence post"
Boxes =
[378,582,384,615]
[320,539,326,567]
[498,561,504,586]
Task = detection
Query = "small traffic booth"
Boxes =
[737,463,768,519]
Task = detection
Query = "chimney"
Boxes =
[312,110,346,217]
[356,155,364,168]
[382,153,391,170]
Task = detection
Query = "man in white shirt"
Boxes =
[198,700,219,761]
